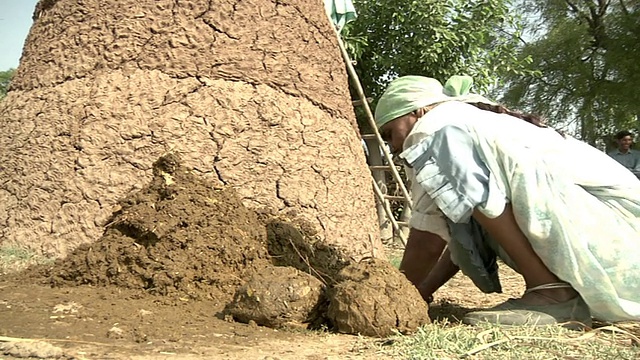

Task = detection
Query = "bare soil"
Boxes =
[3,157,637,359]
[0,283,387,359]
[7,153,636,359]
[0,155,427,359]
[0,264,529,359]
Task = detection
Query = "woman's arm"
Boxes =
[399,228,447,288]
[417,247,459,303]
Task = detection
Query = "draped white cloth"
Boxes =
[400,101,640,322]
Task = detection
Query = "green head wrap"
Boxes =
[374,75,495,129]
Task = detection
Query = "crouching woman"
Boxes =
[374,75,640,327]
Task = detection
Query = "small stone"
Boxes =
[107,326,125,339]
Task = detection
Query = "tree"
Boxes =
[0,0,382,260]
[0,69,15,99]
[499,0,640,145]
[340,0,533,242]
[347,0,534,133]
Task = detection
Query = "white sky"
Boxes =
[0,0,39,70]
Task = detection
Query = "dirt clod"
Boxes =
[327,259,431,337]
[224,266,325,329]
[43,154,271,301]
[0,341,64,359]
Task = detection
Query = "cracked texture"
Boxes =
[327,259,431,337]
[0,0,381,260]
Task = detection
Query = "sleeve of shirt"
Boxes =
[403,147,451,242]
[632,151,640,178]
[408,179,452,241]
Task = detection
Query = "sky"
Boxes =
[0,0,39,70]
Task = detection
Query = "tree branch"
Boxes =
[565,0,594,28]
[497,28,529,45]
[619,0,629,15]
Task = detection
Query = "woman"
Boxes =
[374,75,640,327]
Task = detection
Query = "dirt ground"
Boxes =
[2,156,638,359]
[0,155,440,359]
[6,155,637,359]
[0,264,529,360]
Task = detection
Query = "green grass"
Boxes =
[389,254,402,269]
[0,246,54,275]
[373,321,640,359]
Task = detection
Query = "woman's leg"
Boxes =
[472,204,577,305]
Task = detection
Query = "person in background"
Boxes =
[374,75,640,328]
[608,130,640,179]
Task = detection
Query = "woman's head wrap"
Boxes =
[374,75,495,129]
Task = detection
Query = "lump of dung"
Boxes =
[327,258,430,337]
[265,219,349,285]
[224,266,325,329]
[45,154,271,301]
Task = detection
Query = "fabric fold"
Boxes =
[401,124,504,292]
[401,125,491,224]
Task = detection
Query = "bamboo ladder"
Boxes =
[331,28,413,246]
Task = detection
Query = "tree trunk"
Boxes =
[0,0,382,260]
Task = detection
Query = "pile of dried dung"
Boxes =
[327,258,430,337]
[44,155,271,301]
[25,154,432,337]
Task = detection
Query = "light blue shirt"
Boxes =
[608,149,640,179]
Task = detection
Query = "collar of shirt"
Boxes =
[614,149,636,155]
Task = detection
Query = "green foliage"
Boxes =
[388,253,402,269]
[340,23,368,61]
[0,68,16,99]
[0,245,54,275]
[343,0,534,133]
[348,0,531,97]
[499,0,640,145]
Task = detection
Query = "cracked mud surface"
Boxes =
[328,259,430,337]
[0,0,381,263]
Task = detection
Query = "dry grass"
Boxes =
[382,249,640,359]
[376,321,640,359]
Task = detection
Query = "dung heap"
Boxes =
[34,155,430,335]
[224,266,326,329]
[327,259,431,337]
[45,154,271,301]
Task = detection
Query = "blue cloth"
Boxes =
[401,125,490,223]
[402,125,505,293]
